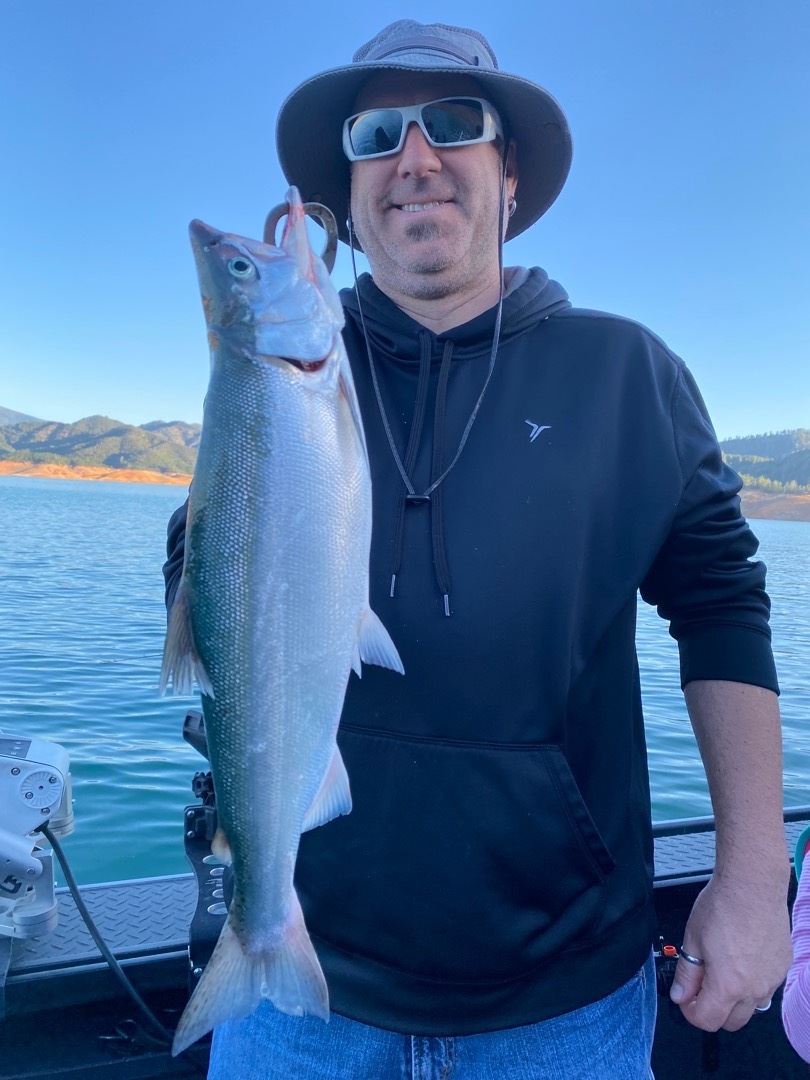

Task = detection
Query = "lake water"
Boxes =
[1,475,808,885]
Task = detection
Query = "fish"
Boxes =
[160,187,404,1056]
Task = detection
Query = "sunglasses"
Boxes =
[342,96,503,162]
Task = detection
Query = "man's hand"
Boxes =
[670,869,791,1030]
[672,681,792,1031]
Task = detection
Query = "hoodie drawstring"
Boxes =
[388,336,455,615]
[431,341,455,615]
[348,223,507,617]
[389,331,433,600]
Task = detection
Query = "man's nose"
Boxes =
[397,122,442,178]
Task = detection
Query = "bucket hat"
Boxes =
[275,20,572,246]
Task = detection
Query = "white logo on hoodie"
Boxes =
[525,421,551,443]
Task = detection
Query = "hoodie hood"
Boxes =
[340,267,570,363]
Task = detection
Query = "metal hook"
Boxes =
[262,200,338,274]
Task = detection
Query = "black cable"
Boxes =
[39,823,175,1045]
[36,825,211,1076]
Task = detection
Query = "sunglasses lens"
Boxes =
[347,109,405,158]
[345,98,495,160]
[421,99,486,145]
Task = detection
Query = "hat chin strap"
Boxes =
[346,215,364,255]
[345,161,507,554]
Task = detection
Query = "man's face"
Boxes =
[347,73,517,304]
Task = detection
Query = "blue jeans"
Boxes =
[206,952,656,1079]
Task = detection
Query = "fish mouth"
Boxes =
[281,356,327,372]
[189,219,222,248]
[254,350,329,374]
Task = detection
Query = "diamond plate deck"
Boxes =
[8,875,195,981]
[654,816,810,884]
[7,817,809,983]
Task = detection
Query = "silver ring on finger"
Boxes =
[678,945,705,967]
[754,1000,772,1013]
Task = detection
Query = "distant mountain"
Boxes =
[2,407,807,490]
[139,420,202,449]
[720,429,810,493]
[0,406,41,427]
[0,413,200,475]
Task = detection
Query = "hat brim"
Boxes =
[275,63,572,247]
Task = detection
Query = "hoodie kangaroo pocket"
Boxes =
[296,729,616,983]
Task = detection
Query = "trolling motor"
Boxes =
[0,733,74,938]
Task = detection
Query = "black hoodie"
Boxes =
[164,268,777,1035]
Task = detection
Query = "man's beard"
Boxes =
[397,219,461,289]
[351,194,500,301]
[402,218,443,244]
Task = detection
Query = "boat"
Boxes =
[2,716,808,1079]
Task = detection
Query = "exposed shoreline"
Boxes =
[737,490,810,522]
[2,461,809,521]
[0,461,192,487]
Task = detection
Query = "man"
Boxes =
[164,19,791,1079]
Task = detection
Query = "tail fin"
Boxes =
[171,894,329,1056]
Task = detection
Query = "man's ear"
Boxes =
[506,138,518,191]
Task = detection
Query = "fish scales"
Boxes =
[161,188,403,1055]
[196,355,366,931]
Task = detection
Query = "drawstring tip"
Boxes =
[390,574,397,599]
[443,594,451,617]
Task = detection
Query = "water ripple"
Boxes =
[1,477,808,884]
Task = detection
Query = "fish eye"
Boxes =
[228,257,255,278]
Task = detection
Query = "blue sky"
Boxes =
[2,0,807,440]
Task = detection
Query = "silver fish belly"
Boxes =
[161,188,403,1056]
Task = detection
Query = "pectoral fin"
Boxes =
[159,580,214,698]
[339,359,370,472]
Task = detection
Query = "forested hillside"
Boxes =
[2,406,808,493]
[0,414,200,475]
[720,429,810,493]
